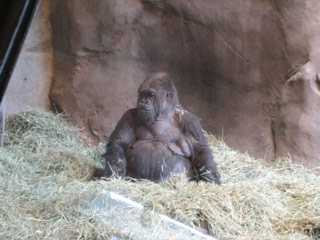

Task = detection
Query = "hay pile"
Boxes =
[0,110,319,240]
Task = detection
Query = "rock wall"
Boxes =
[50,0,320,168]
[275,1,320,168]
[4,0,53,115]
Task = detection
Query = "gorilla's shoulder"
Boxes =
[122,108,139,116]
[118,108,138,123]
[175,107,205,142]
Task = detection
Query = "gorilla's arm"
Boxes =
[181,111,221,184]
[104,110,134,178]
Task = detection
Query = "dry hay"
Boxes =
[0,109,319,240]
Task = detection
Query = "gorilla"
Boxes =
[103,72,221,184]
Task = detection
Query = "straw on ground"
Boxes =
[0,110,319,240]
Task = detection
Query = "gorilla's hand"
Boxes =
[200,169,221,185]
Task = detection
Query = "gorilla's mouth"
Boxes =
[138,108,155,122]
[138,108,151,112]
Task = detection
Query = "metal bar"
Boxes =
[0,96,5,146]
[0,0,39,103]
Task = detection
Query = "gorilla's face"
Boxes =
[137,88,157,124]
[137,73,179,125]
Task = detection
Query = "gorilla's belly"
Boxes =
[126,141,193,182]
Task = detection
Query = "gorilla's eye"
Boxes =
[167,91,172,98]
[148,92,156,100]
[139,91,156,103]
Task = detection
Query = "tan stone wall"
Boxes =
[4,0,320,168]
[275,1,320,168]
[49,0,320,168]
[4,0,53,115]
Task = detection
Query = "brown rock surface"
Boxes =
[50,0,320,168]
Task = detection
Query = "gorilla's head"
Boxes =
[137,72,179,124]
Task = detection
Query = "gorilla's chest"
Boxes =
[126,120,193,181]
[130,119,191,157]
[136,119,180,141]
